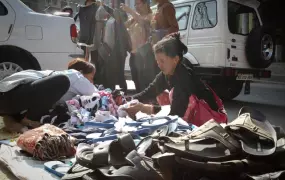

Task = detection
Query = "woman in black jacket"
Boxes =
[125,33,221,119]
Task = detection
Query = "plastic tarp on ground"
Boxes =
[0,145,59,180]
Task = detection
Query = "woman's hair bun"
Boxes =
[169,32,188,55]
[154,32,188,58]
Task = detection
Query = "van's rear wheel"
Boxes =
[209,79,243,101]
[246,26,276,68]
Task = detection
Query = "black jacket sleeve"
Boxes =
[169,87,189,117]
[132,72,169,102]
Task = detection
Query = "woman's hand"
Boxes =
[120,3,132,13]
[124,103,153,119]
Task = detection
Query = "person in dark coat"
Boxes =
[97,4,132,91]
[124,33,220,119]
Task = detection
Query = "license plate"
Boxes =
[236,74,254,81]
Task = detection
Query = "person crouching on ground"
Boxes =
[124,33,223,121]
[0,58,97,133]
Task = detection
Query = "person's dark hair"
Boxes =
[140,0,152,14]
[68,58,95,74]
[153,33,188,60]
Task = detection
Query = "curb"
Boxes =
[252,79,285,85]
[252,75,285,85]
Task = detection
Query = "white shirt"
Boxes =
[0,69,98,102]
[53,70,98,103]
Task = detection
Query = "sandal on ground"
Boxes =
[225,106,277,156]
[92,150,164,180]
[160,119,242,162]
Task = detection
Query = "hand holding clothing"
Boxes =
[124,103,153,119]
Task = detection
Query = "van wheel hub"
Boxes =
[261,34,274,61]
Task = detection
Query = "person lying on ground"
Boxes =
[0,58,97,133]
[124,33,220,119]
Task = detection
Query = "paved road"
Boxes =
[0,82,285,180]
[226,82,285,126]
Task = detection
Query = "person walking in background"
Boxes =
[151,0,179,43]
[121,0,153,93]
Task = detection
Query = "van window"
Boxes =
[175,6,191,31]
[0,2,8,16]
[228,2,260,36]
[192,0,217,29]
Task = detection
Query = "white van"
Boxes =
[152,0,275,100]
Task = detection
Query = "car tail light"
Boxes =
[224,68,236,76]
[262,70,271,78]
[70,24,77,43]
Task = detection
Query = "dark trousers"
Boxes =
[0,74,70,121]
[130,52,142,93]
[130,50,160,93]
[102,52,127,92]
[90,50,102,85]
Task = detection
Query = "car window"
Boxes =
[0,1,8,16]
[175,6,191,31]
[228,2,260,36]
[192,0,217,29]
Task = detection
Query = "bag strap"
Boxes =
[204,83,225,112]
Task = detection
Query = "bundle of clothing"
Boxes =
[41,89,127,128]
[17,124,76,161]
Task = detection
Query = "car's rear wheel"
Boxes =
[0,62,23,79]
[0,46,39,80]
